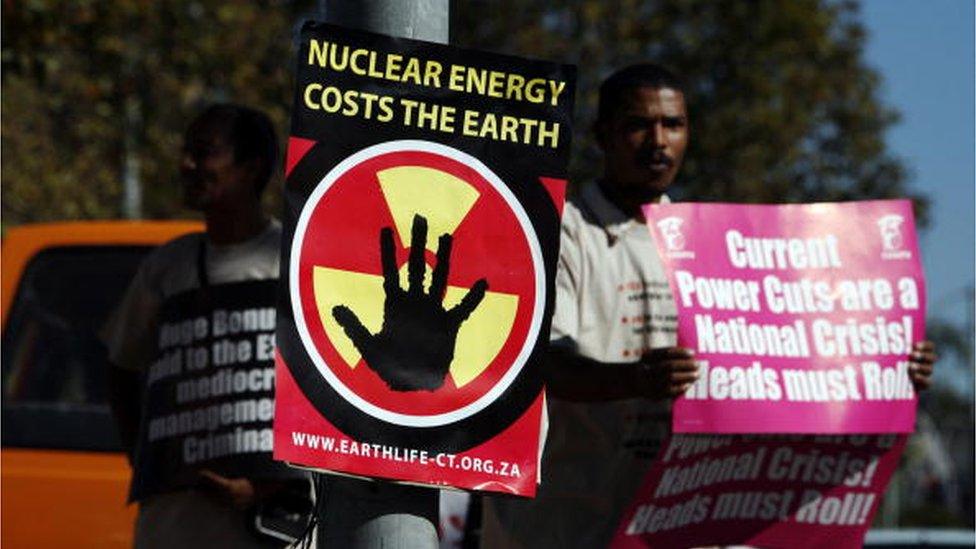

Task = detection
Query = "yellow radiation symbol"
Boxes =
[311,166,519,387]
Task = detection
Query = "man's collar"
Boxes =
[580,182,670,239]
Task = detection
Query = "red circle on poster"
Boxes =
[291,141,543,425]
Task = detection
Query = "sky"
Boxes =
[859,1,974,353]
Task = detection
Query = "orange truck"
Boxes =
[1,220,201,547]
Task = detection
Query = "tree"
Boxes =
[2,0,316,226]
[3,1,925,225]
[453,0,927,220]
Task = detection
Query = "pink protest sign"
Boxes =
[611,434,906,549]
[643,200,925,433]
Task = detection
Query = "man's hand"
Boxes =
[635,347,698,400]
[199,470,256,510]
[909,340,937,392]
[333,214,488,392]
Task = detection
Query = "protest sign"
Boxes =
[612,434,906,548]
[644,201,924,433]
[130,280,301,501]
[273,21,575,496]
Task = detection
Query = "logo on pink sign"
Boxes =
[643,200,925,434]
[655,216,694,258]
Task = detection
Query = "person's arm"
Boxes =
[107,365,142,460]
[908,340,937,392]
[545,208,699,401]
[544,344,698,402]
[101,258,158,462]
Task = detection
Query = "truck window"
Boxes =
[2,245,152,451]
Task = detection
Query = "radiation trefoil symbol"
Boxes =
[318,166,510,391]
[290,140,545,428]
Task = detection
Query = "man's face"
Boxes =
[180,119,254,211]
[598,86,689,203]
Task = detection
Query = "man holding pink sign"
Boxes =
[612,199,937,548]
[483,62,936,549]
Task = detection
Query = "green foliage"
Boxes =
[453,0,927,222]
[3,1,927,225]
[912,388,974,526]
[2,0,315,225]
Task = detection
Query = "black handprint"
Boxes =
[332,214,488,391]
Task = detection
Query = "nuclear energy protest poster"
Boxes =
[273,22,575,496]
[611,434,906,548]
[644,200,924,433]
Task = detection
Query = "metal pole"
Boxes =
[321,0,449,43]
[309,4,448,547]
[122,97,142,219]
[121,46,143,220]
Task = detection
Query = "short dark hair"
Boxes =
[597,63,685,122]
[192,103,279,195]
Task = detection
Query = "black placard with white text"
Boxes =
[130,280,302,501]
